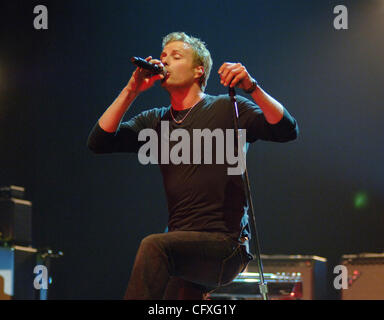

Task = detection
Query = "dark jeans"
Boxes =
[124,231,252,300]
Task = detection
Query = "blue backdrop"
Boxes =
[0,0,383,299]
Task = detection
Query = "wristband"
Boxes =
[243,78,258,94]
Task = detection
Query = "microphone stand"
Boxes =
[229,87,269,300]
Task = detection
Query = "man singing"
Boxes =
[87,32,299,299]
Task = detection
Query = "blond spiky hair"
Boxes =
[162,32,213,91]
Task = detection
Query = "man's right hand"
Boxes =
[97,56,164,133]
[126,56,164,94]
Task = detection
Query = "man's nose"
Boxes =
[161,57,169,66]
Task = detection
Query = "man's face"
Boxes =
[160,41,201,90]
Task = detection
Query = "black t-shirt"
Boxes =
[87,94,299,241]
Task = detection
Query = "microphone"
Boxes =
[130,56,167,76]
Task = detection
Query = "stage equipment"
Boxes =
[0,245,37,299]
[245,254,327,300]
[0,245,63,300]
[228,87,268,300]
[208,272,302,300]
[0,185,25,199]
[340,253,384,300]
[0,185,32,245]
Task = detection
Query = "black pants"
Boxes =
[124,231,252,300]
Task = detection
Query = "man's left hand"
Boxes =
[218,62,255,91]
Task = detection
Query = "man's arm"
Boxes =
[87,85,138,154]
[98,87,138,133]
[87,56,164,153]
[98,56,164,133]
[249,85,283,124]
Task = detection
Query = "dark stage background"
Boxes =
[0,0,383,299]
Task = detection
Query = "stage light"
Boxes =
[354,192,368,209]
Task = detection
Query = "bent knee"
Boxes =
[140,233,166,249]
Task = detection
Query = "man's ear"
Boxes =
[194,65,204,79]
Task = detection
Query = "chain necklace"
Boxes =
[170,95,205,124]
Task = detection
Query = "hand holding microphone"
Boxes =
[131,56,167,77]
[127,56,167,94]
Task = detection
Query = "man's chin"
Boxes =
[160,80,191,92]
[160,79,174,89]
